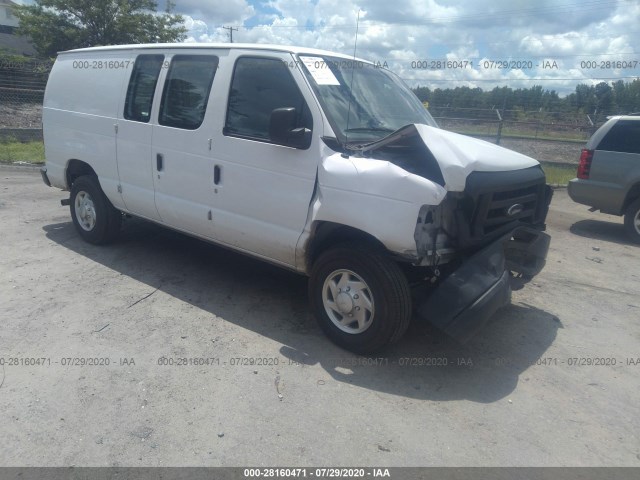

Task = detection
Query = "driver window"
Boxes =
[224,57,312,141]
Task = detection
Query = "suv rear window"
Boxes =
[597,120,640,154]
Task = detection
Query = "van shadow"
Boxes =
[44,218,561,403]
[570,219,636,246]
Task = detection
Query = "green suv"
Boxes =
[568,114,640,243]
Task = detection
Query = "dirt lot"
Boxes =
[499,138,583,165]
[473,136,583,165]
[1,167,639,467]
[0,103,42,129]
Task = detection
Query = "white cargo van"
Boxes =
[41,43,552,353]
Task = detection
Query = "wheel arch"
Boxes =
[622,182,640,212]
[65,159,97,190]
[305,221,391,273]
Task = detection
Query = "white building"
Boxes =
[0,0,19,29]
[0,0,36,56]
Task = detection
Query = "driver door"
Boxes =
[208,52,322,266]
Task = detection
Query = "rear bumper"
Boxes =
[40,166,51,187]
[568,178,625,215]
[417,226,550,342]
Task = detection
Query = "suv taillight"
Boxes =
[577,149,593,179]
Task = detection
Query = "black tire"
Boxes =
[624,198,640,244]
[70,175,121,245]
[309,244,412,354]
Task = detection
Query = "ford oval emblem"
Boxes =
[507,203,524,216]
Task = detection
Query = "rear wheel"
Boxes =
[309,244,411,354]
[70,175,121,244]
[624,198,640,244]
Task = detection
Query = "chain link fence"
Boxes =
[428,105,617,144]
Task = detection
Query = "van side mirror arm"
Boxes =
[269,108,312,149]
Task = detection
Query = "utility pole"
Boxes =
[222,26,238,43]
[496,90,508,145]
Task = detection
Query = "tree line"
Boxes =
[412,81,640,116]
[14,0,186,58]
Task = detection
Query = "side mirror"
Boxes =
[269,107,312,149]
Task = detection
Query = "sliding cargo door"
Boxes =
[151,54,220,236]
[116,54,164,221]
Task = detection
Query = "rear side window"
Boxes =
[225,57,312,141]
[159,55,219,130]
[597,120,640,154]
[124,55,163,122]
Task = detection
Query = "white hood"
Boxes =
[415,124,540,191]
[361,124,540,192]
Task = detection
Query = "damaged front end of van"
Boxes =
[310,123,552,342]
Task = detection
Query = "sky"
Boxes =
[11,0,640,97]
[172,0,640,96]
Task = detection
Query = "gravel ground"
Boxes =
[0,103,42,129]
[499,138,583,164]
[472,136,583,165]
[0,168,639,467]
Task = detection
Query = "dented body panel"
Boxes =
[299,123,547,269]
[298,119,552,343]
[304,146,447,261]
[411,124,539,191]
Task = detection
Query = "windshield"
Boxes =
[297,54,437,145]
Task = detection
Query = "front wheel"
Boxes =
[624,198,640,245]
[309,245,412,354]
[70,175,121,244]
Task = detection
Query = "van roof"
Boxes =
[60,43,372,63]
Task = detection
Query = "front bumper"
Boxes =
[418,226,550,342]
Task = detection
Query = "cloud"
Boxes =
[175,0,254,24]
[172,0,640,95]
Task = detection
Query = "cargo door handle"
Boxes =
[214,165,221,185]
[156,153,164,171]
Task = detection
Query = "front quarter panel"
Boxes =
[312,152,447,258]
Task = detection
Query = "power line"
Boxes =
[401,76,640,82]
[383,53,640,60]
[374,32,640,51]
